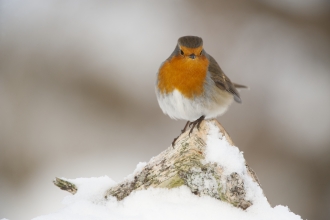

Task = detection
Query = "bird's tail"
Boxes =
[233,83,249,89]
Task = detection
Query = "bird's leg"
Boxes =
[181,121,190,133]
[188,115,205,136]
[171,136,178,147]
[172,121,191,147]
[172,117,205,146]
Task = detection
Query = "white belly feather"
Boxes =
[155,86,233,121]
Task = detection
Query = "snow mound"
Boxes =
[33,176,301,220]
[30,121,303,220]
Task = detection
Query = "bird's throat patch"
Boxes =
[158,56,209,98]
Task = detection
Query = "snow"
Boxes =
[205,121,267,205]
[27,121,303,220]
[124,162,147,181]
[61,176,117,203]
[205,121,246,175]
[32,178,302,220]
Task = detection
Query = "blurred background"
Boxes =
[0,0,330,219]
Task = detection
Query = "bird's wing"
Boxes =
[207,54,245,103]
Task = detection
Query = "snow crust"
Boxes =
[30,121,302,220]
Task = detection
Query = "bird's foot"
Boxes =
[188,115,205,136]
[171,136,178,148]
[181,121,190,133]
[172,118,204,147]
[172,121,191,148]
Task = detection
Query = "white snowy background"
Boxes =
[0,0,330,220]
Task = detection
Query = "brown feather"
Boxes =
[207,54,245,103]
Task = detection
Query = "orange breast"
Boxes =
[158,55,209,98]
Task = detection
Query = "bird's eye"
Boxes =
[180,50,184,56]
[200,50,203,55]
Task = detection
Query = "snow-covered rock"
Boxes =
[31,120,302,220]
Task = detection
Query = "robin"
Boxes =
[156,36,247,146]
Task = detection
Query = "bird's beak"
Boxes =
[189,54,196,59]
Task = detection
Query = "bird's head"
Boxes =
[176,36,204,60]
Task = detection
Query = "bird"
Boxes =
[155,36,247,146]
